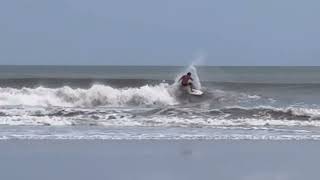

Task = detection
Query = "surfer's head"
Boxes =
[187,72,191,76]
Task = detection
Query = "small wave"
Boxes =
[207,107,312,120]
[0,84,177,107]
[216,106,320,120]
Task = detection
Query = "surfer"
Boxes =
[179,72,194,92]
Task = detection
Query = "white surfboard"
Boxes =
[189,89,203,96]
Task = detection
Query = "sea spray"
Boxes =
[175,53,206,90]
[186,65,202,90]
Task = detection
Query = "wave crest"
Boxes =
[0,84,177,107]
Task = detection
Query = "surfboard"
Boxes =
[189,89,203,96]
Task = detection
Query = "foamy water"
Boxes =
[0,83,178,107]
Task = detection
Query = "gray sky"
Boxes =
[0,0,319,65]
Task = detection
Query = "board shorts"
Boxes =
[181,82,192,87]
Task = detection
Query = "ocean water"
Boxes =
[1,66,320,140]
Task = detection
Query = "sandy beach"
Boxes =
[0,140,318,180]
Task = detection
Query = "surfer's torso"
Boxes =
[180,75,193,86]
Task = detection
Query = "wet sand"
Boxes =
[0,140,318,180]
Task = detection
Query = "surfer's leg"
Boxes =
[189,83,194,92]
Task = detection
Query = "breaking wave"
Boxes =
[0,84,178,107]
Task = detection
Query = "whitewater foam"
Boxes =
[1,103,320,127]
[0,126,319,140]
[0,84,177,107]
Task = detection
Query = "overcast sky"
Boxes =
[0,0,319,65]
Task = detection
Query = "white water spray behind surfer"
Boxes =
[175,52,207,90]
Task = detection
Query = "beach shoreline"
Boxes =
[0,139,318,180]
